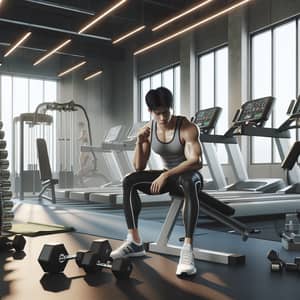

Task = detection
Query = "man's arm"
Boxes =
[133,123,151,171]
[164,121,202,177]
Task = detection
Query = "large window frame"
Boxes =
[250,17,300,164]
[197,45,229,164]
[0,74,58,175]
[138,64,181,121]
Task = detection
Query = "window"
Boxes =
[0,75,57,177]
[251,19,298,164]
[198,46,229,164]
[139,65,181,121]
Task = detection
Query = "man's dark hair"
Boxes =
[145,87,173,111]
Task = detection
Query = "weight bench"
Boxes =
[36,138,58,204]
[148,191,249,265]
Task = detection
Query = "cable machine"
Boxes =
[13,113,53,200]
[14,100,96,200]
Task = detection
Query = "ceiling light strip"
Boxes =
[134,0,252,55]
[34,39,72,66]
[113,25,145,44]
[58,61,86,77]
[25,0,95,16]
[0,17,111,41]
[152,0,213,32]
[4,32,32,57]
[84,70,103,80]
[78,0,127,34]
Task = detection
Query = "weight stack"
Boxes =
[0,121,14,234]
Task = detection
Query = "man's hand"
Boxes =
[137,126,150,144]
[150,172,168,194]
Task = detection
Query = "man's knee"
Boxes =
[122,171,141,188]
[178,171,203,190]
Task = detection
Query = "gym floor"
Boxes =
[0,198,298,300]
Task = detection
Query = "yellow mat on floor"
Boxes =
[8,222,75,237]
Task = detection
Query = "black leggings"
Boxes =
[122,170,203,239]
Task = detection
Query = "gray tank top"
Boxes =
[151,116,186,169]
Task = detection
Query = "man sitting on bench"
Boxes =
[110,87,236,274]
[111,86,210,276]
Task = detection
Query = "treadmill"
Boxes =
[195,97,285,194]
[55,125,128,200]
[200,96,300,216]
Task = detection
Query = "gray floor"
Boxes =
[15,197,287,242]
[11,197,300,300]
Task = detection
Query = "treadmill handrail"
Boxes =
[281,141,300,170]
[200,133,238,144]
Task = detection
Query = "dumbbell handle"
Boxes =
[58,253,77,263]
[95,260,113,269]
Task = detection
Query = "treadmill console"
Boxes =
[193,107,222,134]
[235,96,274,126]
[104,125,123,143]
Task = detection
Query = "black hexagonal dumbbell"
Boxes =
[38,239,112,274]
[81,252,133,280]
[0,234,26,252]
[38,243,89,273]
[267,249,285,272]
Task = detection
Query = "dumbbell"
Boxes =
[285,257,300,272]
[0,169,10,180]
[0,180,11,190]
[0,234,26,251]
[38,239,112,273]
[0,191,13,200]
[0,159,9,169]
[267,249,285,272]
[0,130,4,139]
[0,140,6,149]
[81,252,133,280]
[38,243,89,273]
[0,150,8,160]
[0,222,12,231]
[1,212,14,223]
[1,200,14,210]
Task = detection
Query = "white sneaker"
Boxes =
[110,236,146,260]
[176,244,197,276]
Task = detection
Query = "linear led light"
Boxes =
[152,0,213,32]
[78,0,127,34]
[58,61,86,77]
[84,70,103,80]
[4,32,32,57]
[33,39,71,66]
[113,25,145,44]
[134,0,252,56]
[25,0,95,16]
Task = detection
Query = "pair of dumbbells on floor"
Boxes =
[267,249,300,272]
[38,239,132,280]
[0,234,26,252]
